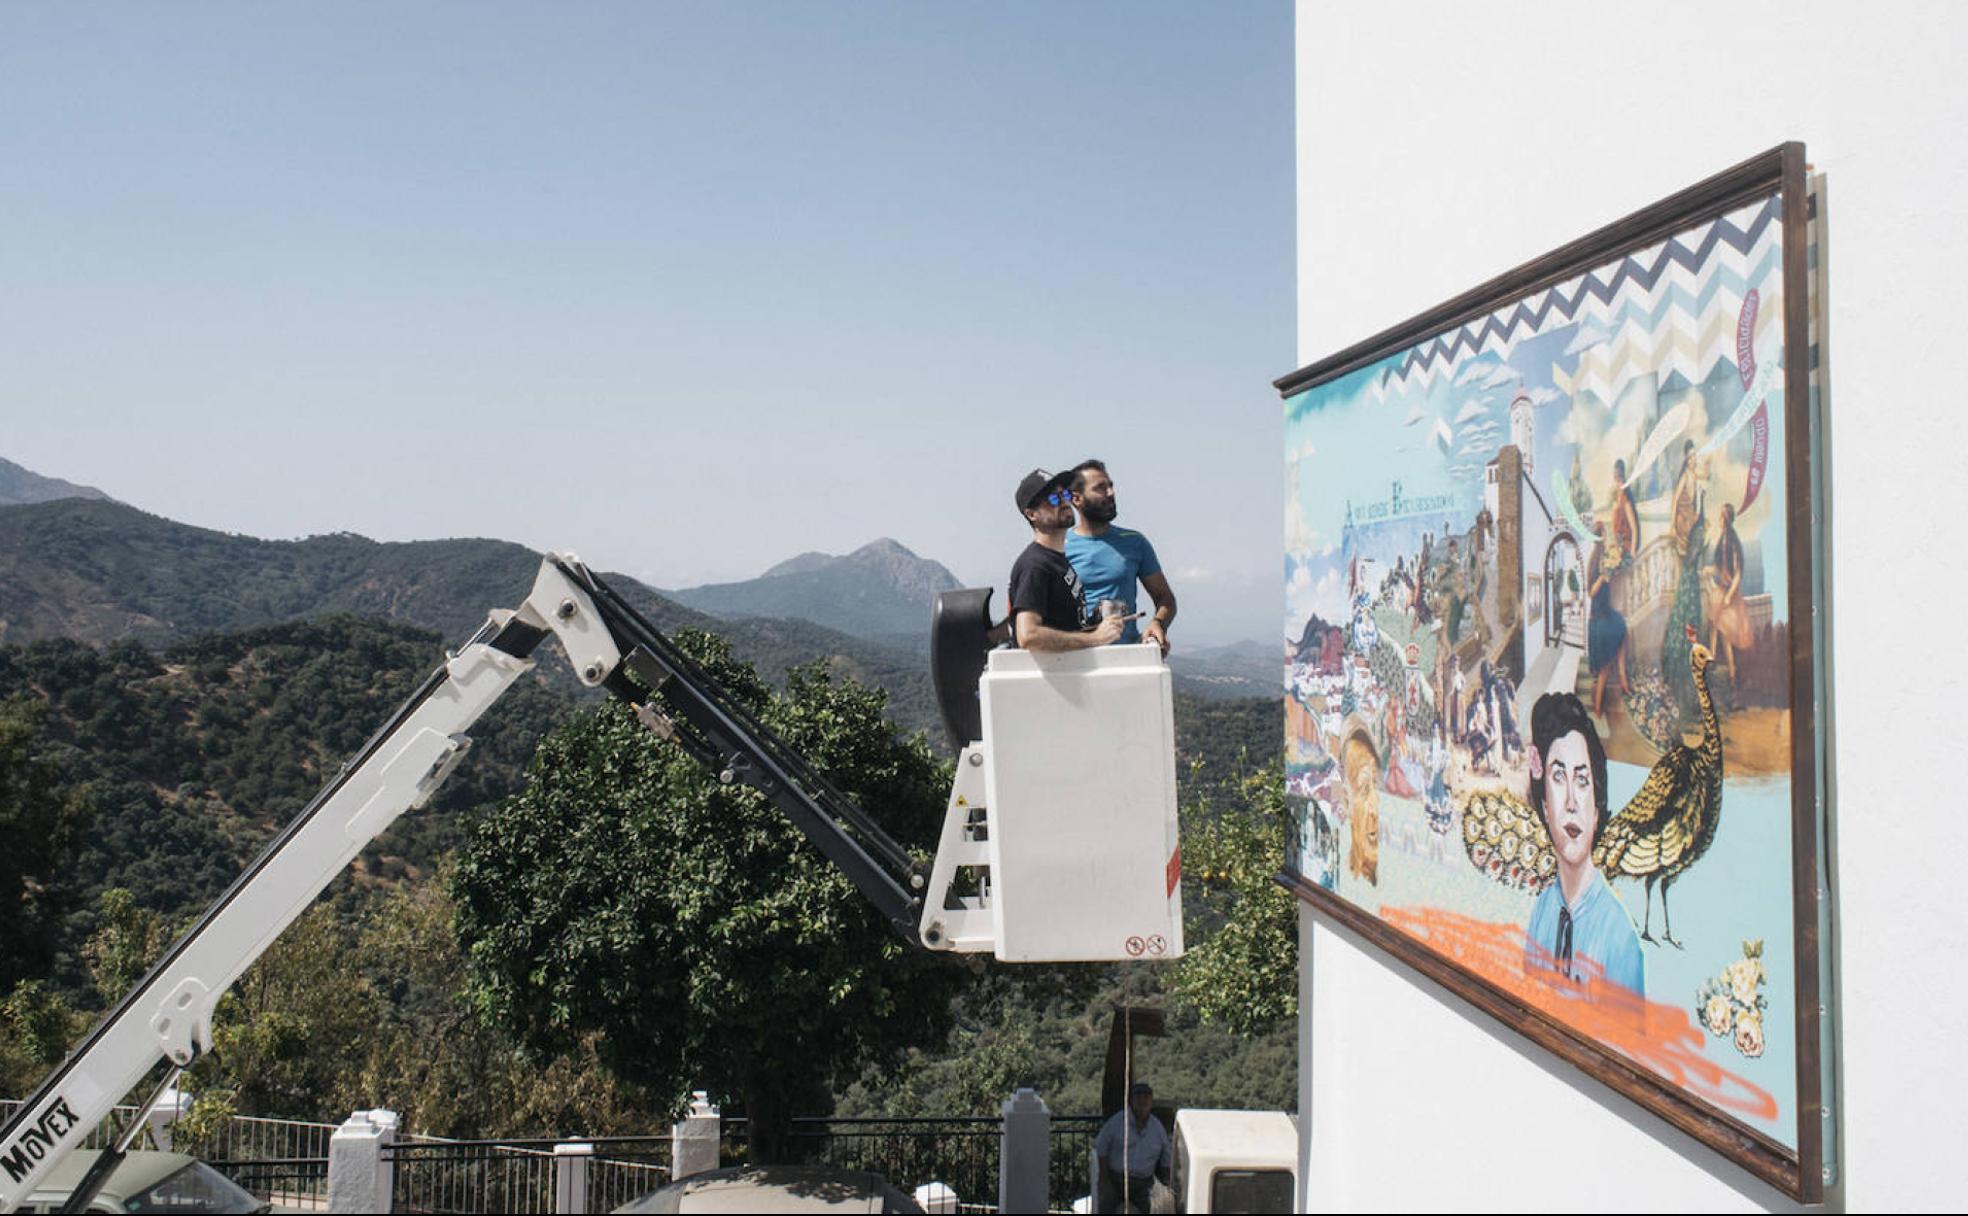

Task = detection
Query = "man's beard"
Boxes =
[1083,497,1118,524]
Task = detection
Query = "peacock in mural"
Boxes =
[1460,626,1727,947]
[1593,625,1726,947]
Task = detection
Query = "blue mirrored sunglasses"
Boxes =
[1044,489,1075,506]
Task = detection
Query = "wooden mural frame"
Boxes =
[1274,144,1833,1202]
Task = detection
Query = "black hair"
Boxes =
[1070,459,1108,494]
[1528,692,1609,838]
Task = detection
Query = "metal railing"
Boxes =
[1047,1115,1103,1211]
[7,1098,1101,1212]
[389,1139,556,1214]
[183,1113,339,1210]
[720,1113,1105,1213]
[387,1134,671,1214]
[2,1099,335,1210]
[206,1156,331,1211]
[584,1138,672,1214]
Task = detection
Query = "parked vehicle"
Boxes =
[1168,1109,1295,1214]
[11,1150,267,1214]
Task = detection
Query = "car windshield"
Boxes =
[123,1161,264,1214]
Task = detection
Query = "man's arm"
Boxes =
[1140,571,1177,654]
[1016,610,1123,651]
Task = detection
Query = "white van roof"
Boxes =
[1171,1109,1298,1169]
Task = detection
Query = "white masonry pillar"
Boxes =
[327,1108,398,1213]
[671,1091,720,1181]
[554,1140,593,1214]
[999,1087,1050,1214]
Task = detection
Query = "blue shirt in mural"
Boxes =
[1524,869,1644,998]
[1065,527,1162,644]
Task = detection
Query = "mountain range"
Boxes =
[0,495,944,733]
[0,458,1280,713]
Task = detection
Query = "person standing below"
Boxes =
[1064,459,1178,655]
[1094,1081,1171,1214]
[1007,468,1126,651]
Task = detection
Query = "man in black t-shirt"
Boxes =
[1006,468,1125,651]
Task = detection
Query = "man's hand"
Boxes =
[1092,612,1126,646]
[1142,619,1169,656]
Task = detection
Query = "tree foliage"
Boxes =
[0,696,94,991]
[453,631,968,1159]
[1168,762,1298,1036]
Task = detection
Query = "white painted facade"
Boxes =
[1291,2,1968,1210]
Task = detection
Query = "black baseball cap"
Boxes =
[1015,467,1073,512]
[1129,1081,1154,1097]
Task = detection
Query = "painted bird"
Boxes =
[1592,624,1725,947]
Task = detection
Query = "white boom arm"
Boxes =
[0,558,620,1211]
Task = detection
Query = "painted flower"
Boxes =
[1729,959,1763,1007]
[1734,1010,1765,1058]
[1703,993,1735,1037]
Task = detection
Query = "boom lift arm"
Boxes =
[0,554,927,1213]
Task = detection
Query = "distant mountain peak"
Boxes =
[0,456,113,507]
[673,538,961,641]
[761,550,838,578]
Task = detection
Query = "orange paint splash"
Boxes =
[1381,905,1778,1122]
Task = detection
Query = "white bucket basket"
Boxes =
[920,643,1184,962]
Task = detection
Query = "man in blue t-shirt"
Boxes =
[1064,459,1178,654]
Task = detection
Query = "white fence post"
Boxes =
[671,1091,720,1181]
[145,1087,190,1151]
[1000,1087,1050,1215]
[327,1109,397,1213]
[554,1140,594,1214]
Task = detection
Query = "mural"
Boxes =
[1282,186,1817,1162]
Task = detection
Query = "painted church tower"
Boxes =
[1509,389,1535,481]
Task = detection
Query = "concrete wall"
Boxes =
[1292,1,1968,1209]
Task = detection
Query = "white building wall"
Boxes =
[1293,2,1968,1210]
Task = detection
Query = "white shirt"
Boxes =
[1094,1109,1172,1179]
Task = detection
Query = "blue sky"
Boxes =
[0,3,1293,644]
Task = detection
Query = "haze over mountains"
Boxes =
[0,457,1280,703]
[0,456,112,507]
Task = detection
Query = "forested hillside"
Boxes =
[0,503,1293,1135]
[0,497,942,733]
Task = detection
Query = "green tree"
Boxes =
[84,888,177,1006]
[0,979,83,1096]
[1168,763,1297,1036]
[352,868,654,1139]
[0,696,94,990]
[453,632,966,1161]
[184,902,389,1120]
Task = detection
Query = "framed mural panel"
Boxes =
[1275,144,1834,1201]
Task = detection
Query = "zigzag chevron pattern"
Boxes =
[1371,196,1784,405]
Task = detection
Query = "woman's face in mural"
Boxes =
[1539,729,1597,869]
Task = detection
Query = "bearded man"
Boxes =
[1064,459,1178,655]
